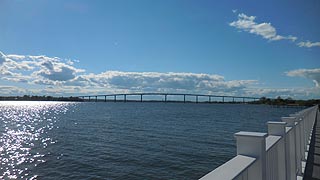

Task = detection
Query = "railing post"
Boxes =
[290,113,306,161]
[235,132,267,180]
[282,117,299,179]
[294,118,302,176]
[304,112,310,147]
[300,113,308,152]
[267,121,287,180]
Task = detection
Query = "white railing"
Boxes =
[199,105,319,180]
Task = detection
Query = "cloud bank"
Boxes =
[75,71,257,94]
[286,68,320,87]
[0,51,318,99]
[0,51,259,96]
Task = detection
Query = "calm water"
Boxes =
[0,101,302,179]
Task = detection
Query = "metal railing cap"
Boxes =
[234,131,268,138]
[267,121,287,125]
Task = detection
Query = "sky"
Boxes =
[0,0,319,99]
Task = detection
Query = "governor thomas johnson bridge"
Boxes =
[77,93,260,103]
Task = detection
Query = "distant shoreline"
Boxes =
[0,95,82,102]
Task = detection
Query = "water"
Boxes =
[0,101,302,179]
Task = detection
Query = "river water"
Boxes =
[0,101,302,179]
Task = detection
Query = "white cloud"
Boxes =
[0,86,27,95]
[6,54,26,60]
[247,88,291,98]
[286,68,320,87]
[4,59,34,71]
[229,13,297,42]
[2,74,31,83]
[245,87,317,99]
[0,51,7,65]
[0,52,85,83]
[297,41,320,48]
[34,60,84,81]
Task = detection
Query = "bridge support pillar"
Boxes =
[184,95,186,103]
[141,94,143,102]
[95,96,97,102]
[124,95,127,102]
[196,96,198,103]
[114,95,116,102]
[222,97,225,103]
[164,94,167,102]
[209,96,211,103]
[104,96,107,102]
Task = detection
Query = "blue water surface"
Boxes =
[0,102,302,179]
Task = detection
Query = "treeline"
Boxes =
[0,95,83,102]
[251,97,320,107]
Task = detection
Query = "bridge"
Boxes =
[77,93,260,103]
[200,105,319,180]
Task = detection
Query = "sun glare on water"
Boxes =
[0,101,73,179]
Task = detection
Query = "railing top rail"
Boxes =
[199,155,256,180]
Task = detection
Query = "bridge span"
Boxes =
[77,93,260,103]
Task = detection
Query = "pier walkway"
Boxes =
[304,110,320,180]
[199,105,319,180]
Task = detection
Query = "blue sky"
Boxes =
[0,0,319,99]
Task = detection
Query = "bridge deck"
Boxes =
[78,93,260,103]
[304,109,320,180]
